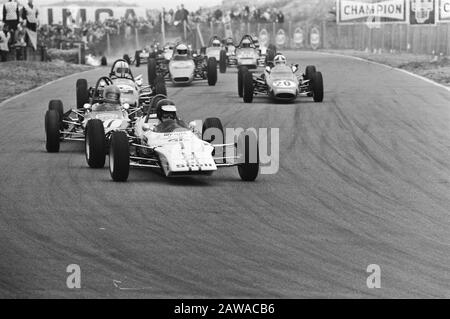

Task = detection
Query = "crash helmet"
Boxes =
[103,85,121,104]
[241,38,251,48]
[113,60,131,78]
[156,99,177,121]
[274,54,287,65]
[176,44,188,56]
[226,38,234,45]
[212,39,221,47]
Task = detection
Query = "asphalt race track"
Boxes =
[0,51,449,298]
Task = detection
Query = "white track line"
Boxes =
[315,51,450,93]
[0,67,99,107]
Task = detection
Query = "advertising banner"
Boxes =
[410,0,436,24]
[438,0,450,21]
[337,0,408,24]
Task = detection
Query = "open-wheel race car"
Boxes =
[147,43,218,86]
[124,42,176,67]
[230,34,266,70]
[237,53,324,103]
[108,95,260,182]
[44,77,140,169]
[201,35,228,74]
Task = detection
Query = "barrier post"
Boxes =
[161,12,166,46]
[135,27,139,49]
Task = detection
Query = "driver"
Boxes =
[112,60,132,79]
[92,85,121,112]
[175,44,188,56]
[226,38,234,46]
[273,54,287,66]
[241,38,252,48]
[212,39,221,47]
[153,99,190,132]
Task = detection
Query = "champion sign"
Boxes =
[337,0,407,23]
[438,0,450,21]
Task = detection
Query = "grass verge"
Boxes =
[0,60,94,103]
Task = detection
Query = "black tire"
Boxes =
[237,66,247,97]
[200,46,206,55]
[109,131,130,182]
[219,49,227,73]
[305,65,316,81]
[237,133,259,181]
[48,100,64,120]
[101,56,107,66]
[123,54,131,65]
[76,79,89,109]
[154,75,167,96]
[85,119,106,168]
[45,109,61,153]
[311,71,324,102]
[242,69,254,103]
[135,51,141,67]
[203,117,225,163]
[207,57,217,86]
[148,58,157,86]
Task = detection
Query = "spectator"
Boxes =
[0,22,11,62]
[180,4,189,23]
[174,6,182,26]
[277,10,285,24]
[3,0,19,43]
[21,0,39,32]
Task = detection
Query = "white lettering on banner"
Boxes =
[439,0,450,20]
[338,0,406,23]
[293,27,303,45]
[38,6,149,25]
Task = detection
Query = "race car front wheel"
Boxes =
[237,66,247,97]
[242,69,254,103]
[85,119,106,168]
[237,133,259,181]
[219,50,227,73]
[311,71,324,103]
[135,51,141,67]
[109,131,130,182]
[207,57,218,86]
[45,109,61,153]
[203,117,225,163]
[305,65,316,81]
[154,75,167,96]
[148,58,157,86]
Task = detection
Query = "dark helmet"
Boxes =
[156,99,177,121]
[103,85,121,104]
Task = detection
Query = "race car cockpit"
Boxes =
[238,35,256,49]
[109,59,134,81]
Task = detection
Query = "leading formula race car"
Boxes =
[44,77,136,168]
[107,96,259,182]
[147,43,218,86]
[238,61,324,103]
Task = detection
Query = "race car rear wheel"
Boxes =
[85,119,106,168]
[76,79,89,109]
[148,58,157,86]
[48,100,64,121]
[237,66,247,97]
[305,65,316,81]
[311,71,324,102]
[242,69,254,103]
[237,133,259,181]
[207,57,217,86]
[203,117,225,163]
[109,131,130,182]
[45,109,61,153]
[154,75,167,96]
[135,51,141,67]
[219,50,227,73]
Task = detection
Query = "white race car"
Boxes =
[108,97,259,182]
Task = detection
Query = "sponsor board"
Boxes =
[410,0,436,24]
[438,0,450,21]
[310,26,320,50]
[259,28,269,47]
[337,0,408,24]
[293,27,304,47]
[275,29,286,47]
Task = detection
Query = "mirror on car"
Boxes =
[292,64,299,73]
[265,66,271,73]
[122,103,130,110]
[189,121,196,129]
[83,103,91,110]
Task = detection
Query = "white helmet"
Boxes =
[212,39,221,47]
[274,54,286,65]
[113,60,131,78]
[176,44,188,56]
[241,38,251,48]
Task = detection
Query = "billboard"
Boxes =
[337,0,408,24]
[438,0,450,21]
[410,0,436,24]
